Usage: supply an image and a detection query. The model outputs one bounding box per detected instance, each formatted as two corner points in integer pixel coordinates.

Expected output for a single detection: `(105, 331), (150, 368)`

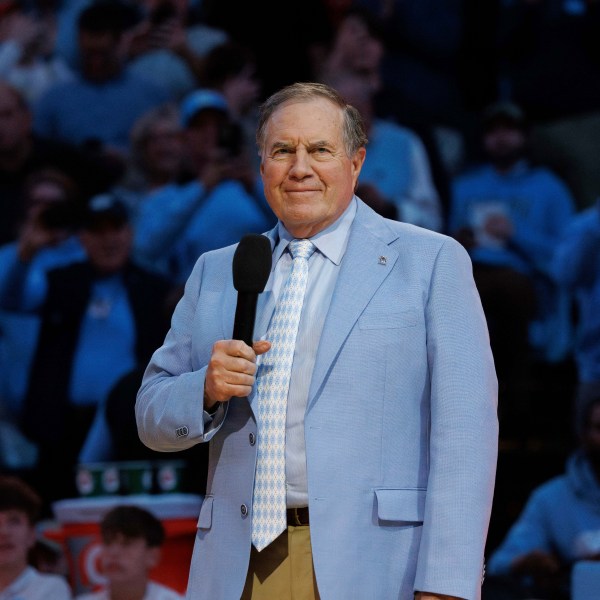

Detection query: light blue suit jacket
(136, 199), (498, 599)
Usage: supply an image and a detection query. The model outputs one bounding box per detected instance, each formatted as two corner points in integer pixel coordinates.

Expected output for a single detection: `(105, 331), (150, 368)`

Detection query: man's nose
(288, 150), (312, 179)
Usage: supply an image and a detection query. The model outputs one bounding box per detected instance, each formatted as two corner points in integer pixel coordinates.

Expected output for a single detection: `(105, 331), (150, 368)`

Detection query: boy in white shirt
(0, 475), (72, 599)
(76, 505), (183, 600)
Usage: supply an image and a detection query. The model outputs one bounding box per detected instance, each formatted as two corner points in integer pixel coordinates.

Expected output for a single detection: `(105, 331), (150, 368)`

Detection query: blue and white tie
(251, 238), (316, 551)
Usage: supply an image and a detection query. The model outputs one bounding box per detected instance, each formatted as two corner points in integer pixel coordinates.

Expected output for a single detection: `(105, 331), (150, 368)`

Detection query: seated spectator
(133, 88), (275, 284)
(126, 0), (229, 100)
(0, 475), (73, 599)
(485, 394), (600, 600)
(114, 102), (188, 221)
(0, 168), (85, 474)
(0, 194), (173, 510)
(75, 505), (183, 600)
(0, 0), (74, 104)
(327, 70), (443, 230)
(33, 0), (168, 157)
(552, 198), (600, 435)
(313, 6), (385, 95)
(0, 81), (103, 246)
(449, 101), (576, 436)
(197, 40), (262, 173)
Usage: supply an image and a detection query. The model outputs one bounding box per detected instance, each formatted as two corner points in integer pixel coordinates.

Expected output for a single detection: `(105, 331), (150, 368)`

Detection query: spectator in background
(0, 0), (74, 104)
(552, 198), (600, 435)
(0, 475), (73, 599)
(133, 89), (274, 285)
(0, 81), (100, 246)
(485, 394), (600, 600)
(495, 0), (600, 210)
(0, 194), (173, 511)
(0, 168), (85, 475)
(126, 0), (229, 100)
(75, 505), (183, 600)
(313, 5), (385, 95)
(198, 40), (262, 171)
(33, 0), (168, 157)
(449, 101), (576, 437)
(114, 102), (189, 221)
(327, 70), (443, 230)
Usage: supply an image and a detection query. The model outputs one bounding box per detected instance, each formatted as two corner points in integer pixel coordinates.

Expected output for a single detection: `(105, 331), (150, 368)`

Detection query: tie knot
(289, 239), (315, 261)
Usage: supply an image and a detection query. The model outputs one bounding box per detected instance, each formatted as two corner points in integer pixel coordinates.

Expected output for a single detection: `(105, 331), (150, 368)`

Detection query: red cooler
(46, 493), (202, 595)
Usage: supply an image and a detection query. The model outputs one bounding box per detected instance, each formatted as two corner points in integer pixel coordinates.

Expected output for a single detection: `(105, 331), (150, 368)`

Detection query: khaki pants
(241, 526), (320, 600)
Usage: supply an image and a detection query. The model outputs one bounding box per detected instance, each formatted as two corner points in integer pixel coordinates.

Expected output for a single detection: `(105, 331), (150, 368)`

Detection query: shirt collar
(274, 196), (357, 266)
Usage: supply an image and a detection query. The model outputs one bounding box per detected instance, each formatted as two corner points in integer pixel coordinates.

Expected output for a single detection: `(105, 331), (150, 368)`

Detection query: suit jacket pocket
(375, 488), (426, 523)
(197, 495), (213, 529)
(359, 308), (419, 330)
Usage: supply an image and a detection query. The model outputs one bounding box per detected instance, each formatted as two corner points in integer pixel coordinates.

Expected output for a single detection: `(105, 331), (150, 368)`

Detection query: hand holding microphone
(204, 234), (271, 410)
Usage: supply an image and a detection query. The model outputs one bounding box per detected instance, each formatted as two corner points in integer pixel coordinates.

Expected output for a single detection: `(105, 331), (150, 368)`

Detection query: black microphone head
(232, 234), (272, 293)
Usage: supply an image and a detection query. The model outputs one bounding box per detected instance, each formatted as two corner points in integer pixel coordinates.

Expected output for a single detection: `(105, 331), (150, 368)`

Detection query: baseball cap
(81, 193), (129, 230)
(482, 100), (527, 130)
(180, 89), (229, 127)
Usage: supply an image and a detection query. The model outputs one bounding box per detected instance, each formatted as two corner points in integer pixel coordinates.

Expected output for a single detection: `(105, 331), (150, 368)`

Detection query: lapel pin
(378, 256), (387, 265)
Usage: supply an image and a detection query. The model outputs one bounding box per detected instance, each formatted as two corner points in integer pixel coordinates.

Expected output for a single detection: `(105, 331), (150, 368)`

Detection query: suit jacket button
(249, 433), (256, 446)
(241, 504), (248, 517)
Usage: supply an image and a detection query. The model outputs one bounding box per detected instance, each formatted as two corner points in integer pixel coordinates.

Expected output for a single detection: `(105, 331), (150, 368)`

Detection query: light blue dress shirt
(258, 198), (357, 507)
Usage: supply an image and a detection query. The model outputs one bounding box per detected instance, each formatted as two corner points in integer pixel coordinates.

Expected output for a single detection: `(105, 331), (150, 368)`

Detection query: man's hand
(204, 339), (270, 410)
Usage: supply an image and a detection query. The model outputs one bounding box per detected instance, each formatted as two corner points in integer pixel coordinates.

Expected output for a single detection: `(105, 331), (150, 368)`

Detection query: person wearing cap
(448, 100), (576, 439)
(133, 88), (275, 285)
(0, 193), (174, 511)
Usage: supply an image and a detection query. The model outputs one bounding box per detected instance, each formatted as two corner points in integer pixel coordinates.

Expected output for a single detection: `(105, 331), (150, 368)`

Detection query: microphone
(232, 233), (272, 345)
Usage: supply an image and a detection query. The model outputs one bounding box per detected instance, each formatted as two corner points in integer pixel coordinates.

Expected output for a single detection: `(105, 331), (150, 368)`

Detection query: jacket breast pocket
(375, 488), (426, 524)
(359, 308), (419, 330)
(196, 495), (213, 530)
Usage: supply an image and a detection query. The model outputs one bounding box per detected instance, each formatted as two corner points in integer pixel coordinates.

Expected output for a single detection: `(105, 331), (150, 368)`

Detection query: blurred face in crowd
(222, 65), (261, 116)
(142, 119), (185, 182)
(260, 97), (365, 238)
(100, 533), (160, 587)
(0, 509), (35, 573)
(483, 121), (527, 169)
(80, 220), (132, 274)
(78, 30), (122, 82)
(0, 85), (31, 155)
(183, 109), (228, 169)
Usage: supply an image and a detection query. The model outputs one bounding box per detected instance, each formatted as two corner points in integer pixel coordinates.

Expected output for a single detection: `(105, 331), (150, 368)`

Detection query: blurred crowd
(0, 0), (600, 598)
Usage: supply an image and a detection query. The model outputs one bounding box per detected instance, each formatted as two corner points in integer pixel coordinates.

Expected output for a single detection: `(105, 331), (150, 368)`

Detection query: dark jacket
(23, 260), (172, 445)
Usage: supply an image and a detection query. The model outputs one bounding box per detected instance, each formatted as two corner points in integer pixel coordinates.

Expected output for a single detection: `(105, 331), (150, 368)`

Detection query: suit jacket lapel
(307, 203), (400, 409)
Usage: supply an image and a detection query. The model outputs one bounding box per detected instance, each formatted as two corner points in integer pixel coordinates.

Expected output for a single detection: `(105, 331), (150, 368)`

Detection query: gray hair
(256, 81), (368, 158)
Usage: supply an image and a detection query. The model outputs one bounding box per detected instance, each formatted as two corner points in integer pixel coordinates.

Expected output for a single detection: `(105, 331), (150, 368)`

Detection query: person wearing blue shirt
(0, 194), (173, 510)
(485, 395), (600, 600)
(0, 168), (85, 474)
(552, 199), (600, 435)
(133, 89), (275, 285)
(33, 0), (169, 156)
(449, 101), (576, 438)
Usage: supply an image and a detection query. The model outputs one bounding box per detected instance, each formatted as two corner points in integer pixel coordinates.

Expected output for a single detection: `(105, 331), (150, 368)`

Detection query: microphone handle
(232, 291), (259, 346)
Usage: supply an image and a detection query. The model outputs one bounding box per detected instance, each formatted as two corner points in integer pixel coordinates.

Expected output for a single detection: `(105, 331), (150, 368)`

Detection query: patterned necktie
(251, 238), (316, 551)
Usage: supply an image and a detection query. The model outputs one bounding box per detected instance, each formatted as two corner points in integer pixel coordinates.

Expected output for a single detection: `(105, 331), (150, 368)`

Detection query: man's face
(143, 120), (184, 178)
(100, 534), (160, 586)
(260, 97), (365, 238)
(80, 222), (132, 274)
(183, 109), (227, 169)
(483, 122), (526, 167)
(0, 510), (36, 570)
(0, 87), (31, 153)
(78, 30), (121, 81)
